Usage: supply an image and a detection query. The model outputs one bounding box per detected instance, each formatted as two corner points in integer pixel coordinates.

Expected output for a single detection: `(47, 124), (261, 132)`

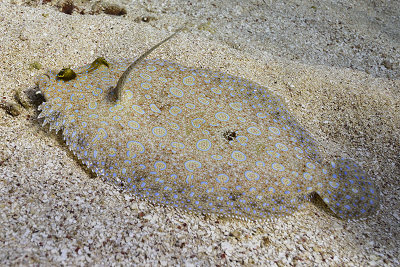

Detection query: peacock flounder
(36, 27), (380, 221)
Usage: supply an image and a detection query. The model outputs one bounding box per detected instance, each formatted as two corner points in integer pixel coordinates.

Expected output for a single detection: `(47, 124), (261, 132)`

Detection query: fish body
(37, 56), (380, 221)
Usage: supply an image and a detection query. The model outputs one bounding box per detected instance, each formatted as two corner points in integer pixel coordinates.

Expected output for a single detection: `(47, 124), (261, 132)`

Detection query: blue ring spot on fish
(237, 116), (246, 122)
(247, 126), (261, 136)
(185, 160), (202, 172)
(329, 181), (339, 188)
(216, 174), (229, 183)
(255, 161), (265, 167)
(196, 139), (212, 151)
(146, 65), (156, 71)
(92, 88), (103, 96)
(88, 102), (97, 109)
(211, 87), (221, 94)
(150, 103), (161, 113)
(198, 97), (209, 105)
(152, 127), (167, 137)
(268, 187), (275, 193)
(141, 82), (152, 89)
(268, 127), (280, 135)
(132, 105), (145, 114)
(170, 87), (184, 97)
(126, 140), (145, 159)
(303, 173), (313, 181)
(169, 106), (182, 116)
(257, 112), (267, 118)
(231, 151), (246, 161)
(211, 155), (223, 160)
(306, 162), (316, 169)
(154, 161), (167, 171)
(183, 76), (195, 86)
(272, 163), (285, 171)
(109, 148), (117, 157)
(191, 118), (205, 128)
(185, 103), (195, 109)
(215, 112), (229, 121)
(281, 177), (292, 186)
(171, 142), (185, 149)
(275, 143), (288, 151)
(139, 73), (152, 81)
(245, 171), (260, 181)
(92, 128), (108, 142)
(229, 102), (242, 111)
(127, 120), (140, 129)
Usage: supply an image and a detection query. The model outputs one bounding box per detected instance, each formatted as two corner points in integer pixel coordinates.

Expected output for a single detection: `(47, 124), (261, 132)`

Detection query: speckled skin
(37, 57), (380, 221)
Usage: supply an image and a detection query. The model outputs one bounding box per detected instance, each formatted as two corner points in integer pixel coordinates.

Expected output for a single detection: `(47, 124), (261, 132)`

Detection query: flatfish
(36, 27), (380, 221)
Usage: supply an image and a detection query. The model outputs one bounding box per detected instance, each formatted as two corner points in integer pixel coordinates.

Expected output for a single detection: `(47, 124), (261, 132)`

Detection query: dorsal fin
(115, 24), (188, 101)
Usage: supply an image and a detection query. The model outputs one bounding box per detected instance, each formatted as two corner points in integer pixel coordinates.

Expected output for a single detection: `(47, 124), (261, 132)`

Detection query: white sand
(0, 1), (399, 266)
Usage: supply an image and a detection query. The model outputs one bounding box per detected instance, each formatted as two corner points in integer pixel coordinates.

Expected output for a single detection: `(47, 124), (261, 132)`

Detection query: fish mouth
(21, 84), (46, 108)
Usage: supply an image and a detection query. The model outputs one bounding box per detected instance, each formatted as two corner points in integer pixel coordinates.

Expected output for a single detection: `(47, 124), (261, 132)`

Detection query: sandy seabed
(0, 1), (399, 266)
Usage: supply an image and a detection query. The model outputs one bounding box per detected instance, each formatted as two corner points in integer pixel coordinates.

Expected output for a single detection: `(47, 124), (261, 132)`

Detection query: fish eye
(57, 67), (76, 81)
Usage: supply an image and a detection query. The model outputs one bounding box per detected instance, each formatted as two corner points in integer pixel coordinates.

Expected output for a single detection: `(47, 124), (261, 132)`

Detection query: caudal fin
(310, 159), (380, 220)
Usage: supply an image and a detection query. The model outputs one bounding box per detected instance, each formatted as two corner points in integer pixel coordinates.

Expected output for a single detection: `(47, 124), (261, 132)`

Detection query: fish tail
(309, 158), (380, 220)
